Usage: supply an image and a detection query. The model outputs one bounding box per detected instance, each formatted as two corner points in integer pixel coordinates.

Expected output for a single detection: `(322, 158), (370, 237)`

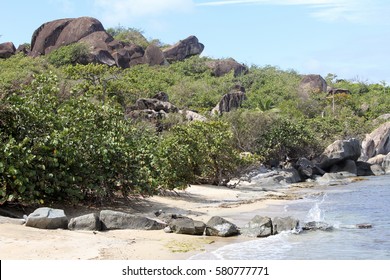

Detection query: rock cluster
(2, 17), (205, 69)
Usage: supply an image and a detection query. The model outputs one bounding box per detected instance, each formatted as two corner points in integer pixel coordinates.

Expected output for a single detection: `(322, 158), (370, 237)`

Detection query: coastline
(0, 180), (341, 260)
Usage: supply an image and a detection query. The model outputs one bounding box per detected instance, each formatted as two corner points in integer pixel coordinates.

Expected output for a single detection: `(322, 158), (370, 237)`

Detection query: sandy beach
(0, 182), (313, 260)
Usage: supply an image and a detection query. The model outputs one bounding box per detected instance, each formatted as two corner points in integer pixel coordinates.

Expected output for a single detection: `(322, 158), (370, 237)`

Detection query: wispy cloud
(93, 0), (194, 25)
(196, 0), (385, 24)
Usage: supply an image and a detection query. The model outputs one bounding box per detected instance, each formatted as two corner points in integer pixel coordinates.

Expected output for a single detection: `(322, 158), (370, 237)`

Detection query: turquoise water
(193, 175), (390, 260)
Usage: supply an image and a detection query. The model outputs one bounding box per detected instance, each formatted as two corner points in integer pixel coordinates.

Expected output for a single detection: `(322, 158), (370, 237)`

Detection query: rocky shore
(1, 121), (389, 259)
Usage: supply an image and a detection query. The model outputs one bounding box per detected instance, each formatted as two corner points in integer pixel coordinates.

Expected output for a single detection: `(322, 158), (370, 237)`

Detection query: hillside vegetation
(1, 31), (390, 205)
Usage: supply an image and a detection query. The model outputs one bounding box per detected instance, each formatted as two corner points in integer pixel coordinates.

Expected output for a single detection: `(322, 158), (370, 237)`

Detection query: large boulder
(206, 58), (248, 77)
(318, 138), (361, 170)
(272, 216), (299, 234)
(163, 35), (204, 62)
(30, 17), (106, 56)
(212, 85), (246, 115)
(100, 210), (166, 230)
(144, 44), (167, 66)
(361, 122), (390, 161)
(25, 207), (68, 229)
(241, 216), (273, 238)
(0, 42), (16, 58)
(205, 216), (239, 237)
(168, 217), (206, 235)
(68, 213), (101, 231)
(299, 74), (327, 99)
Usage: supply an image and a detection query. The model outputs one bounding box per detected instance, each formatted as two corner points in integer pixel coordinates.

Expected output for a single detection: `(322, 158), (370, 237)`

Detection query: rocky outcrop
(317, 138), (361, 171)
(24, 17), (203, 68)
(206, 58), (248, 77)
(100, 210), (166, 230)
(212, 85), (246, 115)
(241, 216), (273, 238)
(361, 122), (390, 161)
(205, 216), (239, 237)
(299, 74), (327, 99)
(25, 207), (68, 229)
(163, 36), (204, 62)
(68, 213), (101, 231)
(0, 42), (16, 58)
(272, 216), (299, 234)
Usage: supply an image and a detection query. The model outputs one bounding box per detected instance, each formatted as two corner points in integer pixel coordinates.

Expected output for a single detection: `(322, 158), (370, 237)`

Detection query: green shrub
(47, 43), (89, 67)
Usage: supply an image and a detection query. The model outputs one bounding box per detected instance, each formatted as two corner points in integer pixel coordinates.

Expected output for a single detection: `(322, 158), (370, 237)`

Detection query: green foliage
(47, 43), (89, 67)
(157, 121), (246, 187)
(106, 26), (156, 48)
(0, 53), (53, 99)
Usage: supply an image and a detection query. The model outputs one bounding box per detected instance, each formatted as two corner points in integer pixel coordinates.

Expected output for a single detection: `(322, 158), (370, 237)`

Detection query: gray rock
(356, 223), (372, 229)
(367, 153), (390, 174)
(272, 216), (299, 234)
(316, 172), (357, 185)
(205, 216), (239, 237)
(100, 210), (166, 231)
(302, 221), (333, 231)
(168, 217), (206, 235)
(68, 213), (101, 231)
(369, 164), (385, 176)
(179, 109), (207, 122)
(163, 35), (204, 62)
(26, 207), (68, 229)
(361, 122), (390, 161)
(212, 85), (246, 115)
(318, 138), (361, 170)
(241, 216), (273, 238)
(295, 157), (325, 179)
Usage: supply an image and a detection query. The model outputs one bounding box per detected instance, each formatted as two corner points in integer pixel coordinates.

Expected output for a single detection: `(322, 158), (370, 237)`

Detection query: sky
(1, 0), (390, 83)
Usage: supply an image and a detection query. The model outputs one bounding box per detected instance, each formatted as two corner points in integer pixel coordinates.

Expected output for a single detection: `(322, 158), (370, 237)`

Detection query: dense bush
(47, 43), (90, 67)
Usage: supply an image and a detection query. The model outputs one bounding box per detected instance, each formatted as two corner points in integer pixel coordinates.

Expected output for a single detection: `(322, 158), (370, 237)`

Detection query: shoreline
(0, 179), (350, 260)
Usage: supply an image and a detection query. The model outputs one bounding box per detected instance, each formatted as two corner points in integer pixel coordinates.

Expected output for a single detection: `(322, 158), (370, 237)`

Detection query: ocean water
(192, 175), (390, 260)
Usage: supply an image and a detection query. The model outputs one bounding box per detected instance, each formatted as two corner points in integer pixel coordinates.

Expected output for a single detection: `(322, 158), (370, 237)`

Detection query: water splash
(305, 194), (327, 222)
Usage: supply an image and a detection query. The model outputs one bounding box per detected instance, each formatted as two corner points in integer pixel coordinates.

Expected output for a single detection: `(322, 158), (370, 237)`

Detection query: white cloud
(93, 0), (194, 25)
(196, 0), (385, 24)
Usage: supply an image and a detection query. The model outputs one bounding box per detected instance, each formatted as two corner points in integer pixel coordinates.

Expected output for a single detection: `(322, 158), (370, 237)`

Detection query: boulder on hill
(28, 17), (204, 69)
(299, 74), (327, 99)
(0, 42), (16, 59)
(212, 85), (247, 115)
(206, 58), (248, 77)
(163, 35), (204, 62)
(30, 17), (106, 56)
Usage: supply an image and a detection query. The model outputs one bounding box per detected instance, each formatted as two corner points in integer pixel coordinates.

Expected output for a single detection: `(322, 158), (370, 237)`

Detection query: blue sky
(1, 0), (390, 83)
